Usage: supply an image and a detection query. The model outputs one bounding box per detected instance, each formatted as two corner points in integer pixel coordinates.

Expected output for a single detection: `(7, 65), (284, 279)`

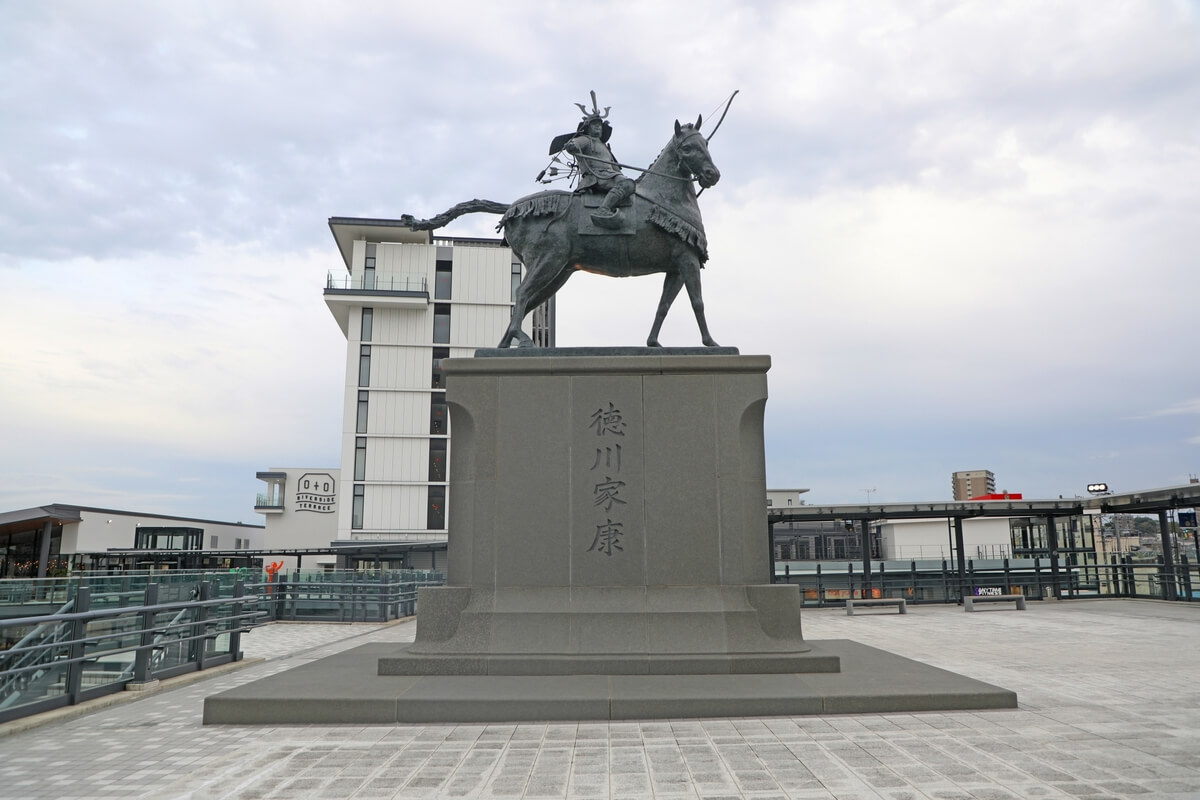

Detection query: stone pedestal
(379, 352), (837, 676)
(205, 350), (1019, 724)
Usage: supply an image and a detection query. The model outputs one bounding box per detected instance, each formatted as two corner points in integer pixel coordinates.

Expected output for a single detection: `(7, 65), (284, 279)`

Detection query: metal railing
(266, 570), (445, 622)
(325, 272), (428, 293)
(0, 571), (227, 612)
(775, 555), (1199, 607)
(0, 570), (446, 724)
(0, 580), (260, 724)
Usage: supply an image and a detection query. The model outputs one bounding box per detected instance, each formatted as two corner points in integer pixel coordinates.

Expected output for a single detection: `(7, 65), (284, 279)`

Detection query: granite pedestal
(381, 352), (832, 677)
(205, 350), (1017, 723)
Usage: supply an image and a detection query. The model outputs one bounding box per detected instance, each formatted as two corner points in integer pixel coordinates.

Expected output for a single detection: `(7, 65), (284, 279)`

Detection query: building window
(433, 304), (451, 344)
(511, 260), (522, 302)
(352, 485), (365, 530)
(364, 244), (376, 290)
(358, 345), (371, 387)
(431, 347), (449, 389)
(427, 486), (445, 530)
(356, 390), (369, 433)
(429, 439), (447, 482)
(434, 259), (452, 300)
(354, 437), (367, 481)
(361, 308), (373, 342)
(134, 527), (202, 551)
(210, 535), (218, 549)
(430, 392), (447, 435)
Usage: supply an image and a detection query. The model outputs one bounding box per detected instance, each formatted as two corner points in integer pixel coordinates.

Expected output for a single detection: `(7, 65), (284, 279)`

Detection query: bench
(964, 594), (1026, 611)
(846, 597), (906, 615)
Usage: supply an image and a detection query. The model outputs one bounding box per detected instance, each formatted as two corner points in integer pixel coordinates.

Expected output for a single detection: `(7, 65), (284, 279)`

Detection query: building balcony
(325, 271), (430, 336)
(255, 493), (284, 513)
(326, 272), (428, 294)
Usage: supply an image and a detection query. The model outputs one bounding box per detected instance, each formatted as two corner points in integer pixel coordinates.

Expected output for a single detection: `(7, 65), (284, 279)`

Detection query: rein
(573, 151), (694, 183)
(575, 128), (709, 184)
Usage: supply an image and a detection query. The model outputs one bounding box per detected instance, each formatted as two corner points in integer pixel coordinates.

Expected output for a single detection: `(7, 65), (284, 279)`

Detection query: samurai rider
(559, 91), (636, 228)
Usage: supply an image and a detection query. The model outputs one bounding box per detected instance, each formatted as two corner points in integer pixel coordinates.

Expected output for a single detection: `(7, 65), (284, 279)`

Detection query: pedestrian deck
(1, 599), (1197, 799)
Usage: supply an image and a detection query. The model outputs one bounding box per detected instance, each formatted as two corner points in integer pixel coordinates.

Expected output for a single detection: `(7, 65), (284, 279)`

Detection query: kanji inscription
(584, 401), (635, 557)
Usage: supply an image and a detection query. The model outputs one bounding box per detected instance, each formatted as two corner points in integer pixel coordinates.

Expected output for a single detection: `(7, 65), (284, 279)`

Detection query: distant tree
(1133, 517), (1160, 537)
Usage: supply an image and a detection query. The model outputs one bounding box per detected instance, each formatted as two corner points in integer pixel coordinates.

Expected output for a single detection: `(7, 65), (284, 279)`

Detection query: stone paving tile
(1, 601), (1200, 799)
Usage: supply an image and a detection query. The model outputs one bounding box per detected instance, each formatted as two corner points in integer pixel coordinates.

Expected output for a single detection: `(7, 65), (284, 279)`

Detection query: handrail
(0, 571), (446, 724)
(0, 609), (265, 682)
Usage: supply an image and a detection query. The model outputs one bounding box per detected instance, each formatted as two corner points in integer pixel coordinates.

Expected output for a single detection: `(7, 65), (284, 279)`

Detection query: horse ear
(696, 114), (703, 130)
(674, 119), (682, 136)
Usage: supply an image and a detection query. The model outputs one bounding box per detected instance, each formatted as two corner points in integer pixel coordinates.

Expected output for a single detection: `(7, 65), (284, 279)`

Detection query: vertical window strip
(361, 307), (373, 342)
(356, 390), (369, 433)
(354, 437), (367, 481)
(358, 345), (371, 387)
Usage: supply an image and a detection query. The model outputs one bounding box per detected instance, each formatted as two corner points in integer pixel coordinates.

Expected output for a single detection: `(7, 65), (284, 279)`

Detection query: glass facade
(134, 527), (203, 551)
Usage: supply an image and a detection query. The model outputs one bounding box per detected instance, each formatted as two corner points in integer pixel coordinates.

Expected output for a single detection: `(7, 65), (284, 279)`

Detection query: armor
(559, 93), (635, 228)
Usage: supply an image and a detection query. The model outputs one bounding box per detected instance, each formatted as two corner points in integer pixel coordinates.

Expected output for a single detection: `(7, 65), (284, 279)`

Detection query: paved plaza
(1, 599), (1197, 799)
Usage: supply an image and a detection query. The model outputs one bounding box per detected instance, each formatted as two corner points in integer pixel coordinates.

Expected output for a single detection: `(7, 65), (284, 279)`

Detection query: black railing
(775, 555), (1199, 607)
(0, 580), (260, 724)
(264, 570), (444, 622)
(0, 569), (446, 724)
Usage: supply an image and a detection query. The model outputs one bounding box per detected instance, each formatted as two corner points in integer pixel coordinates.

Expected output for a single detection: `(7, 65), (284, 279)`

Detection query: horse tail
(396, 199), (510, 231)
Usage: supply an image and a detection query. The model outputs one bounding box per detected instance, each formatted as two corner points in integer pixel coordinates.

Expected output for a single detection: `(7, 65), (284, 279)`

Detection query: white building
(255, 467), (341, 571)
(0, 504), (264, 577)
(766, 489), (809, 509)
(322, 217), (552, 547)
(875, 517), (1014, 561)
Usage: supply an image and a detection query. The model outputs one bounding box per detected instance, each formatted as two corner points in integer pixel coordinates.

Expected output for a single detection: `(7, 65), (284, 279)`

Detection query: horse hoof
(646, 339), (661, 348)
(703, 339), (720, 347)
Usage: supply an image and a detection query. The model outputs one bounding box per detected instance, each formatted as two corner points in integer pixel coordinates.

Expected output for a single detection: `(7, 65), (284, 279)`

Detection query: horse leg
(647, 271), (684, 347)
(500, 250), (571, 348)
(680, 262), (719, 347)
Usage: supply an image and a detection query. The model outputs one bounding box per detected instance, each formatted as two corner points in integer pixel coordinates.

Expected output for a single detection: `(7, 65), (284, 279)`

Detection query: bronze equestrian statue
(397, 92), (724, 349)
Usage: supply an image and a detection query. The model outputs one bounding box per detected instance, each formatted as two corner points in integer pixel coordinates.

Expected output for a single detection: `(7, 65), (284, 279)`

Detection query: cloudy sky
(2, 1), (1198, 523)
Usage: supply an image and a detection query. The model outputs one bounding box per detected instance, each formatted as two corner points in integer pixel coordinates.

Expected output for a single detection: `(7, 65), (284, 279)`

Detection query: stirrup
(590, 208), (622, 229)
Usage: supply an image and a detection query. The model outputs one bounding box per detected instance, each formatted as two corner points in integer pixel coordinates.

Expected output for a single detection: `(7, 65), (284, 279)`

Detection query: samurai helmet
(575, 90), (612, 141)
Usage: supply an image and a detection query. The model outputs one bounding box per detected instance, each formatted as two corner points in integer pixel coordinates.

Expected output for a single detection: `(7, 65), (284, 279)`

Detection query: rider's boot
(590, 188), (625, 229)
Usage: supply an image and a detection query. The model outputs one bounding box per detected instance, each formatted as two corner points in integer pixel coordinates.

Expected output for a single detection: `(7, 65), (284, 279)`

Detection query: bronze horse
(400, 117), (721, 348)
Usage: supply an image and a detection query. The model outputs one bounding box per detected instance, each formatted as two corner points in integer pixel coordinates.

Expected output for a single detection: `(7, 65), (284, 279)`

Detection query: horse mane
(640, 123), (698, 182)
(639, 123), (709, 262)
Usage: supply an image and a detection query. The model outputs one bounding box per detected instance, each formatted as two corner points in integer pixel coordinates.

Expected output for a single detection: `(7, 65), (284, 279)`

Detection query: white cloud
(1, 0), (1198, 511)
(1152, 399), (1200, 418)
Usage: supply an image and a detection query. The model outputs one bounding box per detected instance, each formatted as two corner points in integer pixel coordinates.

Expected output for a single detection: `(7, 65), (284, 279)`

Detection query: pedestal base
(204, 639), (1018, 724)
(379, 585), (839, 676)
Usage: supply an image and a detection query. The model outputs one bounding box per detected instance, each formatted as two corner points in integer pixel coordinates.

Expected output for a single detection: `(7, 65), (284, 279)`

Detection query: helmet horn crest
(575, 89), (610, 122)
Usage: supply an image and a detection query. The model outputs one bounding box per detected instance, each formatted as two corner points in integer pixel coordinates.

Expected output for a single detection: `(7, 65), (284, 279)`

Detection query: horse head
(673, 115), (721, 189)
